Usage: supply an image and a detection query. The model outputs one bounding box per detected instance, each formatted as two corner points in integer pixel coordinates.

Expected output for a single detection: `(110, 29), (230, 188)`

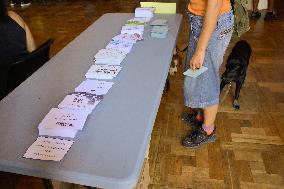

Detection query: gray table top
(0, 13), (182, 189)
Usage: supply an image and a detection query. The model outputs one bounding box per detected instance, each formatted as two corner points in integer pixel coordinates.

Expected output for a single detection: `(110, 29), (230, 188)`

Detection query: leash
(220, 82), (232, 104)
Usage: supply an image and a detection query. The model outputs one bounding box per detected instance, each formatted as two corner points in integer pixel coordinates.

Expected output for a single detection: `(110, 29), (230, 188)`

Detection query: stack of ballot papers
(150, 19), (168, 26)
(58, 92), (103, 114)
(38, 108), (89, 138)
(106, 40), (134, 54)
(94, 49), (126, 65)
(135, 7), (155, 18)
(125, 19), (145, 26)
(85, 65), (122, 80)
(121, 25), (144, 35)
(151, 25), (169, 38)
(75, 79), (114, 95)
(23, 136), (74, 161)
(112, 33), (143, 43)
(127, 17), (152, 23)
(150, 19), (169, 38)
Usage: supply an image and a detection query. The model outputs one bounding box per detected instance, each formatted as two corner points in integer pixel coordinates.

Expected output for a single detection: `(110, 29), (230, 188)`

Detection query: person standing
(182, 0), (234, 148)
(251, 0), (277, 20)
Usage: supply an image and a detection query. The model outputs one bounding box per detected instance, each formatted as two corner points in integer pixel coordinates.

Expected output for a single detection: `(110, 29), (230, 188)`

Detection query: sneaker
(264, 11), (277, 20)
(181, 113), (202, 128)
(182, 127), (217, 148)
(20, 1), (31, 7)
(250, 11), (261, 19)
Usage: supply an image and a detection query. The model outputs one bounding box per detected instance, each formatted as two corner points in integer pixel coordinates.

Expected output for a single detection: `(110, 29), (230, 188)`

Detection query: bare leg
(203, 104), (218, 129)
(253, 0), (260, 12)
(268, 0), (275, 12)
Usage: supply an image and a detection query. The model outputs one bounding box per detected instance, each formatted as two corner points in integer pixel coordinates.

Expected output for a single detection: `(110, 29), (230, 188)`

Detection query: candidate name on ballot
(112, 33), (143, 43)
(58, 92), (103, 114)
(75, 79), (114, 95)
(85, 65), (122, 80)
(38, 108), (90, 138)
(121, 25), (144, 35)
(23, 136), (74, 161)
(94, 48), (126, 65)
(106, 40), (134, 54)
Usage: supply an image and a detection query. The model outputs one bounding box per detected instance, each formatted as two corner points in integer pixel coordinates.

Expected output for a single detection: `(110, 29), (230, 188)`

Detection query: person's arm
(190, 0), (223, 70)
(8, 11), (36, 52)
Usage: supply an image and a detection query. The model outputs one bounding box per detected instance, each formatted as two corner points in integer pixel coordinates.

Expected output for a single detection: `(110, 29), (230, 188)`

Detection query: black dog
(220, 40), (252, 109)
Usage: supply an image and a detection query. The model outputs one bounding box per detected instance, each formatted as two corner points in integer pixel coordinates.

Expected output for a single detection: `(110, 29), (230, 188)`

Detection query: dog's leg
(233, 82), (242, 109)
(165, 78), (170, 92)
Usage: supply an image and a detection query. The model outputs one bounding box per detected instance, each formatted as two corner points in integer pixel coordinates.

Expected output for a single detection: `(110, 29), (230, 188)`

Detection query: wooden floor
(1, 0), (284, 188)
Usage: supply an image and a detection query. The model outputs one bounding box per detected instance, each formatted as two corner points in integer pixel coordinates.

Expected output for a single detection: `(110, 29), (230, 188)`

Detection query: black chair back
(0, 38), (54, 100)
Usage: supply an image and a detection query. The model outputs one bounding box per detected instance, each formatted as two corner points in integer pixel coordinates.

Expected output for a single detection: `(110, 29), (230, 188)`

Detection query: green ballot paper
(183, 66), (208, 78)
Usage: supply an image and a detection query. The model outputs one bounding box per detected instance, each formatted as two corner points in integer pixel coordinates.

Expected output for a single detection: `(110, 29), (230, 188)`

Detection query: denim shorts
(184, 10), (234, 108)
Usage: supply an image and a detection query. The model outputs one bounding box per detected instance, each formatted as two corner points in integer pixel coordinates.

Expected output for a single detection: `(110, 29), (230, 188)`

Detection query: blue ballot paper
(183, 66), (208, 78)
(150, 19), (168, 26)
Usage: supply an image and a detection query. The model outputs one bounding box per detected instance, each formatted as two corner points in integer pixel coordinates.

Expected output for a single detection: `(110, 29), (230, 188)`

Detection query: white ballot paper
(58, 92), (103, 113)
(127, 17), (151, 23)
(75, 79), (114, 95)
(94, 49), (126, 65)
(121, 25), (144, 35)
(106, 40), (134, 54)
(85, 65), (122, 80)
(135, 7), (155, 18)
(112, 33), (143, 43)
(23, 136), (74, 161)
(38, 108), (89, 138)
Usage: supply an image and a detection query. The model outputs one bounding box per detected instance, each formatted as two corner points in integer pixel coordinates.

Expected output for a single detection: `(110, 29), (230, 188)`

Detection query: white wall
(246, 0), (268, 10)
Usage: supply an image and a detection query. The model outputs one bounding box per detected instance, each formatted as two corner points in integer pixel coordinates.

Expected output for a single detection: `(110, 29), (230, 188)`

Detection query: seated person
(0, 0), (36, 65)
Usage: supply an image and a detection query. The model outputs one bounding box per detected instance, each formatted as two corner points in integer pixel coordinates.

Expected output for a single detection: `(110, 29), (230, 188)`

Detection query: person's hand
(190, 49), (206, 70)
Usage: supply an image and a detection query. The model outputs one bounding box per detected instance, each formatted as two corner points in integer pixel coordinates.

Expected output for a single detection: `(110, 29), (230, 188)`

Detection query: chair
(0, 38), (54, 100)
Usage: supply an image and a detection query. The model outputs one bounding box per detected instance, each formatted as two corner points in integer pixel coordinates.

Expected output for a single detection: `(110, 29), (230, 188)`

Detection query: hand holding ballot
(183, 66), (208, 78)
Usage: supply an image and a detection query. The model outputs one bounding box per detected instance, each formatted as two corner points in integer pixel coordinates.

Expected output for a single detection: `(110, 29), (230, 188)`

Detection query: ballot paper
(151, 25), (169, 38)
(135, 7), (155, 18)
(38, 108), (89, 138)
(85, 65), (122, 80)
(152, 25), (169, 33)
(94, 49), (126, 65)
(127, 17), (152, 23)
(23, 136), (74, 161)
(58, 92), (103, 113)
(183, 66), (208, 78)
(121, 25), (144, 35)
(112, 33), (143, 43)
(106, 40), (134, 54)
(125, 19), (145, 26)
(75, 79), (114, 95)
(150, 19), (168, 26)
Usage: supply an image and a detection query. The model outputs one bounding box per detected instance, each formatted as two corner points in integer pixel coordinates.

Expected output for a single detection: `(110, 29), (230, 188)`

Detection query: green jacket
(231, 0), (250, 37)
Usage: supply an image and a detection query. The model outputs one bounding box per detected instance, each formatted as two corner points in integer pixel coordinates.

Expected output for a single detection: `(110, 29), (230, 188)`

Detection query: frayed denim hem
(185, 98), (219, 109)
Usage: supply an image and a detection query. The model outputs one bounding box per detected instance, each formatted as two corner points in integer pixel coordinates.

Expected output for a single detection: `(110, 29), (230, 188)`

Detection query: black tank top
(0, 15), (28, 65)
